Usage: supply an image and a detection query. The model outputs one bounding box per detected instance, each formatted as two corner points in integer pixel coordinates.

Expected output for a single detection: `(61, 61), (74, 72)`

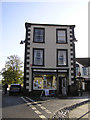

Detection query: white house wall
(24, 23), (76, 92)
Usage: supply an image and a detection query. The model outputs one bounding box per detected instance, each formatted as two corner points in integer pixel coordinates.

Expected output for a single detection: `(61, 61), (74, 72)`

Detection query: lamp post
(78, 72), (82, 96)
(20, 40), (27, 93)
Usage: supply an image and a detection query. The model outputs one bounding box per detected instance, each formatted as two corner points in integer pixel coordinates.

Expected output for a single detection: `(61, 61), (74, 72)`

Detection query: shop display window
(33, 74), (56, 90)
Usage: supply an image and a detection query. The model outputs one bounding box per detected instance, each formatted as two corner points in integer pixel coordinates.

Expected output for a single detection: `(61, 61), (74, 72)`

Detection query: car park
(9, 84), (21, 95)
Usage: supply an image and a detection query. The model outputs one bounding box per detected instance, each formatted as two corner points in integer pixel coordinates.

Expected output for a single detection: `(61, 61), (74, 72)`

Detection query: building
(76, 58), (90, 91)
(22, 22), (77, 96)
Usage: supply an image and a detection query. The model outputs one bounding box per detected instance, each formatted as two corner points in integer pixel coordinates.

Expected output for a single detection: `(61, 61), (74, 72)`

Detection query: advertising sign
(45, 89), (49, 96)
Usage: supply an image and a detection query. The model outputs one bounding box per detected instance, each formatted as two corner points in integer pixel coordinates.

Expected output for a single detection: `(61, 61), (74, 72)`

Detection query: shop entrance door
(58, 77), (67, 95)
(58, 77), (62, 95)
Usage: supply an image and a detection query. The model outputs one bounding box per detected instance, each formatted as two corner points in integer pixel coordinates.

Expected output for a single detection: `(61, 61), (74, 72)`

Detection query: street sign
(78, 72), (81, 77)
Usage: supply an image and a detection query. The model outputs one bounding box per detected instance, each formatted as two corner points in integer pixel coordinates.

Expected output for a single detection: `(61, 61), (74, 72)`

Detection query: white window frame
(33, 49), (44, 66)
(57, 50), (67, 66)
(34, 28), (45, 43)
(56, 29), (67, 43)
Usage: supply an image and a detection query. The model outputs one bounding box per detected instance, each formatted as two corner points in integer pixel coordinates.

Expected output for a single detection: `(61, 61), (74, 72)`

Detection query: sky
(0, 0), (89, 72)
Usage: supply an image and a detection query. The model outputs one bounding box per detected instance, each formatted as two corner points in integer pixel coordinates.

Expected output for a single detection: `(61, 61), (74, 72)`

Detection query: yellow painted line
(33, 102), (38, 104)
(35, 110), (42, 114)
(39, 115), (46, 119)
(27, 102), (31, 105)
(31, 106), (37, 110)
(40, 106), (46, 110)
(45, 109), (52, 114)
(37, 104), (42, 106)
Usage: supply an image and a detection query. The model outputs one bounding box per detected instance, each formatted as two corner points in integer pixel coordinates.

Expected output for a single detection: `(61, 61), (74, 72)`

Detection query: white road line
(25, 96), (34, 102)
(21, 97), (28, 103)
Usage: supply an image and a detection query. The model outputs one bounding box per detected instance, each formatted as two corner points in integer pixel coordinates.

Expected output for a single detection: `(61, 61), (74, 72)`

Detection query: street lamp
(20, 40), (26, 44)
(73, 37), (78, 42)
(20, 39), (27, 94)
(78, 72), (82, 96)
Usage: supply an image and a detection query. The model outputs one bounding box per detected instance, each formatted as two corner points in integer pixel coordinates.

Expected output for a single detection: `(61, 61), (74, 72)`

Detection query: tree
(1, 55), (24, 85)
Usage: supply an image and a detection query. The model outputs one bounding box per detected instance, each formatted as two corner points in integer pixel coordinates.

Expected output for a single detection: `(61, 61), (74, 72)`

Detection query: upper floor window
(57, 49), (68, 66)
(33, 28), (45, 43)
(56, 29), (67, 44)
(33, 48), (44, 66)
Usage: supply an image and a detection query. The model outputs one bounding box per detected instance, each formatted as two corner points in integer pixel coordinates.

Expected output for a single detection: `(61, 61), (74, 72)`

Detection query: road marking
(25, 96), (34, 102)
(21, 97), (28, 103)
(45, 109), (52, 114)
(40, 106), (46, 110)
(35, 110), (42, 114)
(21, 96), (46, 119)
(39, 115), (46, 119)
(27, 102), (32, 105)
(34, 102), (38, 104)
(21, 96), (52, 119)
(31, 106), (37, 110)
(37, 104), (42, 106)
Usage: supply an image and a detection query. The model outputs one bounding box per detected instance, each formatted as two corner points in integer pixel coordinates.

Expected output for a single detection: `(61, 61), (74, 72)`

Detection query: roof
(76, 58), (90, 67)
(25, 22), (75, 28)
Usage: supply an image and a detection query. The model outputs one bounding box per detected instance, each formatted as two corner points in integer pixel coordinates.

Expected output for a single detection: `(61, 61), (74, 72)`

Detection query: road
(2, 91), (90, 119)
(2, 94), (41, 119)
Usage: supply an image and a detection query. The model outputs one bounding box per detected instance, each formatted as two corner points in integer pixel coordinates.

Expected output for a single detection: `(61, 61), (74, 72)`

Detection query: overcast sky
(0, 0), (89, 72)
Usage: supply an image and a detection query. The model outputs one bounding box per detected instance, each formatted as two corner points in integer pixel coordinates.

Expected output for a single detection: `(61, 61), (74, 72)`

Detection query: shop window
(33, 74), (56, 90)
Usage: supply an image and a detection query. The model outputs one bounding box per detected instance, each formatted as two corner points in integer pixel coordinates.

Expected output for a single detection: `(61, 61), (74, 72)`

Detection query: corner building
(24, 22), (76, 96)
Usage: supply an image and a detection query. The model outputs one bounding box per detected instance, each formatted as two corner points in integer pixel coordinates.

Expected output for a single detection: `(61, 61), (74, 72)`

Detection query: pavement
(69, 102), (90, 119)
(51, 92), (90, 119)
(25, 91), (90, 119)
(2, 89), (90, 119)
(68, 92), (90, 119)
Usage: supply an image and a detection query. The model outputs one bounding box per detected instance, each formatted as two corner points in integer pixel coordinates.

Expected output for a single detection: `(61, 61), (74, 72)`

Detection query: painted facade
(76, 58), (90, 91)
(23, 22), (77, 96)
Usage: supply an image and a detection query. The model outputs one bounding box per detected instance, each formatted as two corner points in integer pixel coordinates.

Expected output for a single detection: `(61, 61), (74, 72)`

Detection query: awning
(76, 58), (90, 67)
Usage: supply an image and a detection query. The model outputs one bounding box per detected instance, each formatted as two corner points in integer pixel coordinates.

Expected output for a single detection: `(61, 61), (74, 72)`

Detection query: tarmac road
(2, 94), (40, 119)
(2, 91), (90, 120)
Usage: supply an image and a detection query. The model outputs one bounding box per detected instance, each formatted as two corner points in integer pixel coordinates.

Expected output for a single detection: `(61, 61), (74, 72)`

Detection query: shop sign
(58, 70), (67, 72)
(33, 69), (56, 72)
(45, 89), (49, 96)
(78, 72), (81, 77)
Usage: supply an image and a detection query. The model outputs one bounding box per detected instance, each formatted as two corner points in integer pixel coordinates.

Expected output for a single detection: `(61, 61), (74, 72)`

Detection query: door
(58, 77), (62, 94)
(62, 77), (67, 95)
(58, 77), (67, 95)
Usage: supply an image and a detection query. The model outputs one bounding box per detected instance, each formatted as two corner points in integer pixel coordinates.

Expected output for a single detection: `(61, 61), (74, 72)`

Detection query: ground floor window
(33, 74), (56, 90)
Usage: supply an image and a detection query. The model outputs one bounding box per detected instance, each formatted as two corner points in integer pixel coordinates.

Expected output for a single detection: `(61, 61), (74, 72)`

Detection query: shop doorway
(58, 77), (67, 95)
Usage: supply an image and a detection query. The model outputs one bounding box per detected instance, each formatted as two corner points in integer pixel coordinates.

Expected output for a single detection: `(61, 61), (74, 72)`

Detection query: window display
(33, 74), (56, 90)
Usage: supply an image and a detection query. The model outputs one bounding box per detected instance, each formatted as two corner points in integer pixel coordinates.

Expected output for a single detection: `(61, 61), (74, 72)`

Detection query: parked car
(9, 84), (21, 95)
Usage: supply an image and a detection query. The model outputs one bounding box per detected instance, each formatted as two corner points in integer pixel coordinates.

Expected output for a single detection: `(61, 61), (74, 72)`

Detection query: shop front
(32, 68), (69, 96)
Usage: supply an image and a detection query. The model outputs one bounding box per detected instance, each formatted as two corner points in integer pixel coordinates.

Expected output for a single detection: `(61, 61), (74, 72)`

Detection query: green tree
(1, 55), (23, 85)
